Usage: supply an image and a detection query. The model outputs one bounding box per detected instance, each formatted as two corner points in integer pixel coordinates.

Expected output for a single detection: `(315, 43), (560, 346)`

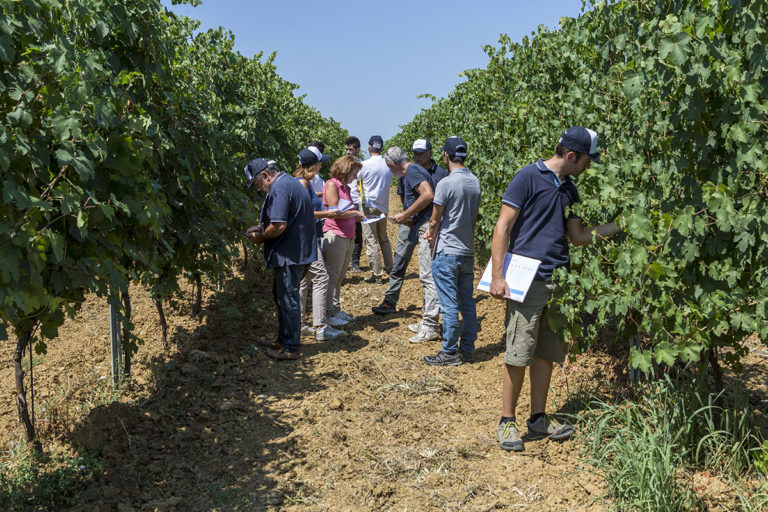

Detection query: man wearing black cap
(490, 127), (619, 451)
(423, 137), (481, 366)
(358, 135), (393, 284)
(245, 157), (317, 360)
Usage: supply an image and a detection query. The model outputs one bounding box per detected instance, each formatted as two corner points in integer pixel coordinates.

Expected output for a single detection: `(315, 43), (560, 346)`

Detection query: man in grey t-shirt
(424, 136), (481, 366)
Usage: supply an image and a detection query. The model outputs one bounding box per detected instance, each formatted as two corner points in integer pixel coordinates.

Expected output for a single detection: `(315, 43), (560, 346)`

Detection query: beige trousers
(321, 230), (354, 315)
(361, 205), (393, 277)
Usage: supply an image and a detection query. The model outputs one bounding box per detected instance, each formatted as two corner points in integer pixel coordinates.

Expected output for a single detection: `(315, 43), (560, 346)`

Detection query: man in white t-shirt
(358, 135), (393, 283)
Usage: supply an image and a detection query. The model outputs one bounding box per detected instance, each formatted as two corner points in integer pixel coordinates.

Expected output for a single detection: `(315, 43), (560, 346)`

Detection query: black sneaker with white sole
(423, 350), (462, 366)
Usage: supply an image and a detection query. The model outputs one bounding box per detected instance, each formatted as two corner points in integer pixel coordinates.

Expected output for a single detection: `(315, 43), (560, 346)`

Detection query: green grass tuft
(579, 375), (764, 511)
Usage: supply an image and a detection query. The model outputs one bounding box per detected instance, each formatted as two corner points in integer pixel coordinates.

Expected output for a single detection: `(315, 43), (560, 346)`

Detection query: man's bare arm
(490, 204), (520, 299)
(426, 204), (445, 246)
(566, 218), (619, 246)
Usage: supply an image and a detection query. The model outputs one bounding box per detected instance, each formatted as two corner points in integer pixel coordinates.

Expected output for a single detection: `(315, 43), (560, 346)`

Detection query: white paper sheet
(339, 199), (354, 212)
(477, 253), (541, 302)
(361, 213), (386, 224)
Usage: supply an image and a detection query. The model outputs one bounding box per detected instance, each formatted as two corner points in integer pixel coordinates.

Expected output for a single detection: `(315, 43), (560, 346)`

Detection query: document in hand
(477, 253), (541, 302)
(362, 213), (386, 224)
(333, 199), (354, 213)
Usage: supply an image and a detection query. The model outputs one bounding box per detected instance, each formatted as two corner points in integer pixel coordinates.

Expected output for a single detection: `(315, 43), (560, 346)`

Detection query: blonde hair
(293, 163), (316, 179)
(330, 155), (362, 183)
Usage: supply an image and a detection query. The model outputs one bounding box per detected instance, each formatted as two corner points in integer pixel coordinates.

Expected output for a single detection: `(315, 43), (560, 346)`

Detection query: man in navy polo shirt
(490, 127), (619, 451)
(245, 158), (317, 360)
(372, 145), (440, 344)
(396, 139), (449, 218)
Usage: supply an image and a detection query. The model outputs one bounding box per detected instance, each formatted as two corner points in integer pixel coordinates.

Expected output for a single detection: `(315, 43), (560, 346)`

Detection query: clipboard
(477, 253), (541, 302)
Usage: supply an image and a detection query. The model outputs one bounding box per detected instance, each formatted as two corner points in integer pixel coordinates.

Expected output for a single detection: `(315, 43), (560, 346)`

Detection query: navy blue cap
(412, 139), (432, 153)
(441, 136), (467, 158)
(298, 146), (330, 166)
(558, 126), (602, 163)
(368, 135), (384, 150)
(244, 158), (269, 189)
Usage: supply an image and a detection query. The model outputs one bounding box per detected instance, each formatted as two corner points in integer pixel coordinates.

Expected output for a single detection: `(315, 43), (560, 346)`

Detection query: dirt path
(0, 191), (641, 511)
(3, 190), (767, 511)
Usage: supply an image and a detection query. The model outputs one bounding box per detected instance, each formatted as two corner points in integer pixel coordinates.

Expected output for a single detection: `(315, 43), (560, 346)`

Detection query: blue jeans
(432, 252), (477, 353)
(272, 264), (308, 352)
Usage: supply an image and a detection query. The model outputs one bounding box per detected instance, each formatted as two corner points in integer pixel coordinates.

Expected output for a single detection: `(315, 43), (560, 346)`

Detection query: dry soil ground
(2, 192), (766, 511)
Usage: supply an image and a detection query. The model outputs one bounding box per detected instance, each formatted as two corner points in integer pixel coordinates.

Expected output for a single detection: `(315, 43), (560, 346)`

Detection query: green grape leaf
(659, 32), (691, 65)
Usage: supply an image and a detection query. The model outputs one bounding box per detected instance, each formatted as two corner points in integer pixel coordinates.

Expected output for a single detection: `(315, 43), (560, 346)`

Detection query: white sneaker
(326, 313), (349, 327)
(337, 311), (355, 322)
(408, 321), (422, 333)
(316, 325), (346, 340)
(300, 325), (315, 336)
(409, 326), (440, 343)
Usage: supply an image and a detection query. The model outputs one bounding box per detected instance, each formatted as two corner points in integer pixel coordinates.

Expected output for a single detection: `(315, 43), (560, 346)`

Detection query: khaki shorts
(504, 281), (566, 366)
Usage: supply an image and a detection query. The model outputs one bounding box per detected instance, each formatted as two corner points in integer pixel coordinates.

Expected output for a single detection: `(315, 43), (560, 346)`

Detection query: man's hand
(246, 224), (263, 243)
(489, 277), (510, 300)
(424, 228), (436, 247)
(616, 215), (627, 232)
(391, 212), (412, 225)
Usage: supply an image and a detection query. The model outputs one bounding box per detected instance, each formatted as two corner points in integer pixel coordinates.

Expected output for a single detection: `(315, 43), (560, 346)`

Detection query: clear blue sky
(162, 0), (586, 145)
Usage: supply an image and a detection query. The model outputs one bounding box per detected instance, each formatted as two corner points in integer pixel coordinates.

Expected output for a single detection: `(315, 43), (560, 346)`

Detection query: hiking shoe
(337, 311), (355, 322)
(300, 325), (315, 336)
(423, 350), (462, 366)
(459, 349), (475, 363)
(364, 275), (383, 285)
(526, 415), (574, 441)
(257, 338), (281, 350)
(498, 419), (524, 452)
(407, 321), (422, 333)
(265, 347), (300, 360)
(349, 263), (361, 273)
(326, 313), (349, 327)
(372, 301), (397, 315)
(316, 325), (346, 341)
(409, 326), (440, 343)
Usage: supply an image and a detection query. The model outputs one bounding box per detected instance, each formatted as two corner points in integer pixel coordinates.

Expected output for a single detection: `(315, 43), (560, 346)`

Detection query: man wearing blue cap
(490, 127), (619, 451)
(245, 157), (317, 360)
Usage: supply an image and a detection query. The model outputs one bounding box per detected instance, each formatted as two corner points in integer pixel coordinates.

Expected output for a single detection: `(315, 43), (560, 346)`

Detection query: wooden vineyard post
(109, 288), (124, 385)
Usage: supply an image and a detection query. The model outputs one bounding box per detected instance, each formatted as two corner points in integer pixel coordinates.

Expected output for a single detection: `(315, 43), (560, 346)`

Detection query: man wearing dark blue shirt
(245, 158), (317, 360)
(372, 145), (440, 344)
(396, 139), (449, 208)
(490, 127), (619, 451)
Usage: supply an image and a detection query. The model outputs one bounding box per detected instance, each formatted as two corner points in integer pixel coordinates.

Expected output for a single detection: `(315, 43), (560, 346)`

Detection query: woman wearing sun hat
(293, 145), (347, 341)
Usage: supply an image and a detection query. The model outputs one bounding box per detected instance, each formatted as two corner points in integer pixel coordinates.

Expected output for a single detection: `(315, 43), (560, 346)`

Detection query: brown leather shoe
(256, 338), (281, 350)
(265, 347), (300, 360)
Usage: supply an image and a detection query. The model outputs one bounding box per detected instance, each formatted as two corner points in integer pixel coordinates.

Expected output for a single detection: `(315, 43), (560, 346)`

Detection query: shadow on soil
(64, 260), (363, 511)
